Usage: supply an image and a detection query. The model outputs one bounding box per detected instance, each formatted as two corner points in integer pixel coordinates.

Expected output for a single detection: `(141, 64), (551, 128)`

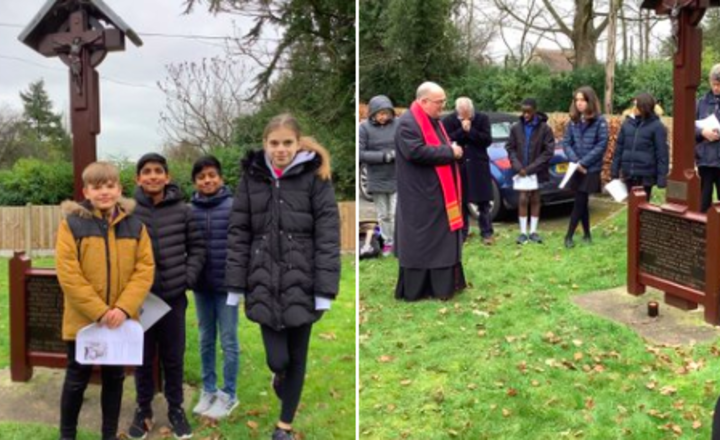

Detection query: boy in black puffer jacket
(128, 153), (205, 440)
(226, 113), (341, 440)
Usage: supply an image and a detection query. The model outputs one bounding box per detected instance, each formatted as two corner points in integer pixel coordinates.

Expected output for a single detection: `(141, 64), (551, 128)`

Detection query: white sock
(530, 217), (539, 234)
(519, 216), (528, 235)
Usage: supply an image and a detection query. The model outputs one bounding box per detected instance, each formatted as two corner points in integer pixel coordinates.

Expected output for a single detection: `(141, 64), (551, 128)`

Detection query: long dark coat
(225, 148), (341, 331)
(395, 110), (463, 269)
(695, 91), (720, 168)
(442, 111), (493, 203)
(190, 185), (233, 293)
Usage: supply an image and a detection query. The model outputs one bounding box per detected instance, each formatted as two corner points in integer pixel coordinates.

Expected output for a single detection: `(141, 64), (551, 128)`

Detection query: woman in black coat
(611, 92), (669, 201)
(225, 114), (341, 440)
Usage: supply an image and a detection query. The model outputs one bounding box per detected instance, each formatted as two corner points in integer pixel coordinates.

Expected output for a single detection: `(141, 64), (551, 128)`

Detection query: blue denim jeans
(193, 291), (240, 397)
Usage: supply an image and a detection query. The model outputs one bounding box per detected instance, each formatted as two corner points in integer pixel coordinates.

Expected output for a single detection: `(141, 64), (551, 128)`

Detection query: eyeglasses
(428, 98), (447, 105)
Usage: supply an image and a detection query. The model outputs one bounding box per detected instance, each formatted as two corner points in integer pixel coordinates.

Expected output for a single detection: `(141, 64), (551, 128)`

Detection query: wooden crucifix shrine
(9, 0), (143, 383)
(18, 0), (142, 200)
(628, 0), (720, 324)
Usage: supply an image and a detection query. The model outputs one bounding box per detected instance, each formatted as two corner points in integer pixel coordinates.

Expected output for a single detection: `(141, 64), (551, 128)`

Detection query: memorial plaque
(638, 210), (706, 290)
(26, 275), (65, 353)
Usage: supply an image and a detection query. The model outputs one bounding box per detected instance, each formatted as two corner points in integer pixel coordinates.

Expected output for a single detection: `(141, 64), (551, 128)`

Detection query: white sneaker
(360, 244), (374, 256)
(204, 390), (239, 420)
(192, 390), (217, 416)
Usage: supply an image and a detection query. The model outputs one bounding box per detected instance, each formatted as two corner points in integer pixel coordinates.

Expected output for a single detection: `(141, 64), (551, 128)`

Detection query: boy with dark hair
(505, 98), (555, 244)
(128, 153), (205, 440)
(188, 155), (239, 419)
(56, 161), (154, 440)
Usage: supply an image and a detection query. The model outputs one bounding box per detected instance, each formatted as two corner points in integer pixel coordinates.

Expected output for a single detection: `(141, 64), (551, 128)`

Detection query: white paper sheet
(76, 320), (144, 365)
(139, 292), (171, 331)
(559, 162), (580, 189)
(226, 292), (242, 306)
(695, 114), (720, 131)
(605, 179), (629, 202)
(512, 174), (539, 191)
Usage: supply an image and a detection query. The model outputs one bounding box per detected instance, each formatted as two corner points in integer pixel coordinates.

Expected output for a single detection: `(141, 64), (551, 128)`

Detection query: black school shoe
(127, 407), (153, 439)
(516, 233), (529, 245)
(168, 407), (193, 439)
(582, 233), (592, 244)
(529, 233), (543, 244)
(564, 236), (575, 249)
(272, 427), (295, 440)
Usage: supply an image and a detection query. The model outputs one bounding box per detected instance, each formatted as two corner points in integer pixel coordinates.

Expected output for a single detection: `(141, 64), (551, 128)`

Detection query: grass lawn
(360, 198), (720, 439)
(0, 257), (356, 440)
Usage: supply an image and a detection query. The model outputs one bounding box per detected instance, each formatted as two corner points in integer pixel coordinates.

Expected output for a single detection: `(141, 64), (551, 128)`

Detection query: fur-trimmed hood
(60, 197), (137, 219)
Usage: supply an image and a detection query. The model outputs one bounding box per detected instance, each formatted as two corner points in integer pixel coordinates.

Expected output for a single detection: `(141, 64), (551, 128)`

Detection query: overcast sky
(0, 0), (250, 160)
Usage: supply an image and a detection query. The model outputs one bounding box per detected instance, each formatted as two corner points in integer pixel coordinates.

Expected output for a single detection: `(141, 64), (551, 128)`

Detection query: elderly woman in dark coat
(442, 97), (494, 244)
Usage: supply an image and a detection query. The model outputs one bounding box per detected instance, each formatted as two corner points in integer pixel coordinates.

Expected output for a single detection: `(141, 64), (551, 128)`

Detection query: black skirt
(569, 171), (602, 194)
(395, 263), (466, 301)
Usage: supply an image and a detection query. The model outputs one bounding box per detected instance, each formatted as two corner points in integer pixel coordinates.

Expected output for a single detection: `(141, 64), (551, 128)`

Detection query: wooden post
(24, 203), (32, 257)
(10, 252), (32, 381)
(627, 188), (646, 295)
(705, 203), (720, 324)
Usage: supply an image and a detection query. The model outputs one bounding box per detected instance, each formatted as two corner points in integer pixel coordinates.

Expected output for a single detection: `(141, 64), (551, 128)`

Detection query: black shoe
(168, 407), (193, 439)
(516, 233), (529, 245)
(127, 407), (153, 440)
(564, 236), (575, 249)
(529, 233), (543, 244)
(272, 428), (295, 440)
(272, 373), (286, 400)
(582, 234), (592, 244)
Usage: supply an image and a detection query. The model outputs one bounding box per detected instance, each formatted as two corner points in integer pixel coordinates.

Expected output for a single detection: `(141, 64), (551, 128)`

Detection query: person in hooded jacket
(359, 95), (398, 256)
(188, 155), (240, 420)
(225, 113), (341, 440)
(505, 98), (555, 244)
(611, 92), (669, 201)
(128, 153), (206, 440)
(695, 64), (720, 212)
(562, 86), (609, 249)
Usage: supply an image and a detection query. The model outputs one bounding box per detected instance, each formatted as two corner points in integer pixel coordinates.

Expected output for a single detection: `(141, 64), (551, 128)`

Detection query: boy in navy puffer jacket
(189, 155), (239, 420)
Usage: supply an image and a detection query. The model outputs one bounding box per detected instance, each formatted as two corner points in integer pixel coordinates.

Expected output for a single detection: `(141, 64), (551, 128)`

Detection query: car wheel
(467, 180), (506, 222)
(360, 164), (373, 201)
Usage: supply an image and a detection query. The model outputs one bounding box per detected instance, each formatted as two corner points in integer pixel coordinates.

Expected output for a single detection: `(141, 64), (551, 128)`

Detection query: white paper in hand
(695, 114), (720, 131)
(513, 174), (539, 191)
(559, 162), (579, 189)
(605, 179), (629, 202)
(139, 293), (171, 331)
(76, 320), (144, 365)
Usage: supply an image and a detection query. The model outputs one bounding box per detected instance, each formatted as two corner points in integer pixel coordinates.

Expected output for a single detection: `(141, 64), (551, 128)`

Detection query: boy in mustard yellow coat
(55, 162), (154, 440)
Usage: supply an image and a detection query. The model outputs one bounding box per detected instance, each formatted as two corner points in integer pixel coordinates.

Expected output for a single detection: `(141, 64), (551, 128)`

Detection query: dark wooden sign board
(629, 0), (720, 324)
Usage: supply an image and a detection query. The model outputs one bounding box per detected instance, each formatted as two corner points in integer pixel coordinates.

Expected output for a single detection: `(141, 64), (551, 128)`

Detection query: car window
(491, 122), (512, 139)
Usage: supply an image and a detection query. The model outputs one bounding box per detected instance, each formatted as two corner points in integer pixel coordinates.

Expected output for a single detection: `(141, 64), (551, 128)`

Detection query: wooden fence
(0, 202), (356, 256)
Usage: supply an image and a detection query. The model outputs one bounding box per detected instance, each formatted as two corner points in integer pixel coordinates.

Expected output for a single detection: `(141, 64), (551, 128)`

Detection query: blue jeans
(193, 291), (240, 397)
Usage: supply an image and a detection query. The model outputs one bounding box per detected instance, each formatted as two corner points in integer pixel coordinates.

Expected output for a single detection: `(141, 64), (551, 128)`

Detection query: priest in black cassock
(394, 82), (467, 301)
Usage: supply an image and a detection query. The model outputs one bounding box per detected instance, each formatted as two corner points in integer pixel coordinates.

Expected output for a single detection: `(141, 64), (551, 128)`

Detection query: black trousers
(462, 200), (494, 239)
(134, 294), (187, 412)
(60, 342), (125, 439)
(624, 178), (653, 201)
(260, 324), (313, 424)
(567, 191), (591, 238)
(699, 166), (720, 213)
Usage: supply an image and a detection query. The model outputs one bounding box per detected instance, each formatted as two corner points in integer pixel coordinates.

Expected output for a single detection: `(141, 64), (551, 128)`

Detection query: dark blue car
(467, 112), (574, 220)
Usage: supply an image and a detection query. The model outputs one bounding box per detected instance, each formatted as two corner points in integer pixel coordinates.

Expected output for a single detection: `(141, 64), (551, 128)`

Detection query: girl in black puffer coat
(225, 113), (340, 440)
(611, 92), (669, 202)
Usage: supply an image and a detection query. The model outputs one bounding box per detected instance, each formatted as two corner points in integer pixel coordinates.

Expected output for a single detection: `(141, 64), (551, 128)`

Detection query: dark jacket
(133, 183), (206, 302)
(442, 111), (493, 203)
(611, 114), (669, 187)
(695, 91), (720, 168)
(395, 110), (462, 269)
(359, 95), (398, 194)
(191, 185), (233, 293)
(562, 115), (609, 174)
(225, 141), (341, 330)
(505, 113), (555, 183)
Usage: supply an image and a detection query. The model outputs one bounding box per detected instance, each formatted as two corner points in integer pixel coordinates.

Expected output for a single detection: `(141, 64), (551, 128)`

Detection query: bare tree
(605, 0), (620, 114)
(157, 56), (254, 153)
(0, 107), (24, 167)
(455, 0), (498, 65)
(490, 0), (623, 68)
